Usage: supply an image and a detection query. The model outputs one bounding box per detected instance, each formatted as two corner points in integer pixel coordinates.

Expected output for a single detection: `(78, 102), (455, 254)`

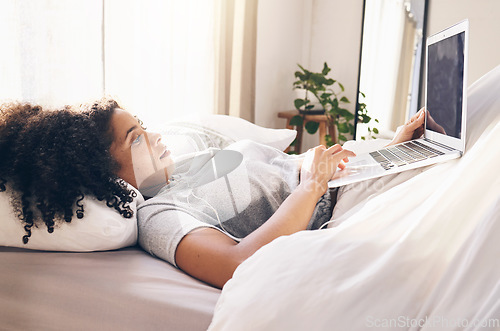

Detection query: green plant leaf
(338, 82), (345, 91)
(340, 96), (350, 103)
(325, 134), (333, 147)
(361, 136), (366, 140)
(348, 123), (355, 135)
(337, 122), (349, 133)
(294, 99), (306, 110)
(373, 128), (379, 134)
(322, 62), (331, 75)
(338, 134), (347, 142)
(360, 114), (371, 123)
(338, 108), (354, 120)
(305, 104), (315, 110)
(289, 115), (303, 126)
(311, 73), (328, 86)
(305, 121), (319, 134)
(375, 118), (379, 123)
(332, 98), (339, 108)
(360, 91), (366, 98)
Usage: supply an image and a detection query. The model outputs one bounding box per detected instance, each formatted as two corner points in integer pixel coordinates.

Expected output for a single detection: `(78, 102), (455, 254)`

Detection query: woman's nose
(147, 131), (162, 146)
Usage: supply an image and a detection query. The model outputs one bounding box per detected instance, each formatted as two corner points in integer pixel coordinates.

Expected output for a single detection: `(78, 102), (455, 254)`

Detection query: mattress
(0, 246), (220, 330)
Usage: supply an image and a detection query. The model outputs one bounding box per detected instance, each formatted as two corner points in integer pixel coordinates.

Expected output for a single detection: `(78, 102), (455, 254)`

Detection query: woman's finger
(415, 110), (426, 126)
(331, 149), (356, 164)
(412, 107), (425, 120)
(326, 144), (342, 154)
(407, 110), (425, 128)
(409, 108), (424, 122)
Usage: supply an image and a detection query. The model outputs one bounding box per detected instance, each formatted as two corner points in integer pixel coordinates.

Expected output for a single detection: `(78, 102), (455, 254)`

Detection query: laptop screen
(426, 31), (465, 139)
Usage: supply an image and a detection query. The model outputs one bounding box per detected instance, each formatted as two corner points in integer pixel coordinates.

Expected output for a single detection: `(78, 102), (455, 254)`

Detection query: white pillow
(153, 114), (297, 156)
(0, 184), (144, 252)
(198, 115), (297, 151)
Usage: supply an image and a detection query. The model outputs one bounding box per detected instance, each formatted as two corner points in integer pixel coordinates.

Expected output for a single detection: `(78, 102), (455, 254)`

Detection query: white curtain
(358, 0), (406, 137)
(391, 14), (417, 131)
(214, 0), (258, 122)
(0, 0), (217, 128)
(0, 0), (259, 127)
(104, 0), (216, 128)
(0, 0), (103, 108)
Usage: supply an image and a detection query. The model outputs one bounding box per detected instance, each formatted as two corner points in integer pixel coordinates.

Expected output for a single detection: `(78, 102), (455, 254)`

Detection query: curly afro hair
(0, 98), (136, 244)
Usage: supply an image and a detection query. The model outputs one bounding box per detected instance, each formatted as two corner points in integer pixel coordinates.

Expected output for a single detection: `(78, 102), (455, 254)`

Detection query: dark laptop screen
(426, 31), (465, 139)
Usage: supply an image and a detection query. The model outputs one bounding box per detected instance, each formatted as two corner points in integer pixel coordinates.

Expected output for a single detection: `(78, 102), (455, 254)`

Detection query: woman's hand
(300, 144), (356, 197)
(387, 107), (426, 146)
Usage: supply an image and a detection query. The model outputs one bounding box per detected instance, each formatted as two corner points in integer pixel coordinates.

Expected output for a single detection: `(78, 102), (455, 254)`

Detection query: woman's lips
(159, 149), (171, 159)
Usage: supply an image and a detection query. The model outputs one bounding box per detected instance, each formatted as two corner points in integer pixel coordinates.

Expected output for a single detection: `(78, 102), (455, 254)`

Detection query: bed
(1, 64), (500, 331)
(0, 246), (219, 330)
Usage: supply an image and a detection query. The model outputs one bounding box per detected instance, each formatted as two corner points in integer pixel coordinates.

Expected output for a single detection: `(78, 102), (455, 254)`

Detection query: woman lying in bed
(0, 98), (425, 288)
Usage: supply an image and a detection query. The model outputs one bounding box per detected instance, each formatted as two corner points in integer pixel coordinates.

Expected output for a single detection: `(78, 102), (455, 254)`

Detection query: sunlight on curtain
(358, 0), (406, 137)
(391, 15), (417, 131)
(104, 0), (215, 129)
(0, 0), (103, 108)
(214, 0), (258, 122)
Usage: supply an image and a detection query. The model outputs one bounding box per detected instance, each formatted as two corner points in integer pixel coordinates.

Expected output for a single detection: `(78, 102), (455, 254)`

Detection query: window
(0, 0), (216, 127)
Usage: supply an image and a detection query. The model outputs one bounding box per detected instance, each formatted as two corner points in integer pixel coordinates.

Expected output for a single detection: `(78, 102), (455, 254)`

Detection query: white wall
(427, 0), (500, 85)
(309, 0), (363, 122)
(255, 0), (364, 150)
(255, 0), (311, 129)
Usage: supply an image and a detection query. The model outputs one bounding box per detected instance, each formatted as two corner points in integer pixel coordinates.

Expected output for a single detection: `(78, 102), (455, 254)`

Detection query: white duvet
(209, 65), (500, 331)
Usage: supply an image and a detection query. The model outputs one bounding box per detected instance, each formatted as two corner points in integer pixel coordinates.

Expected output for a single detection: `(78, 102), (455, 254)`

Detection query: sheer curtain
(104, 0), (216, 128)
(214, 0), (258, 122)
(391, 13), (417, 131)
(0, 0), (103, 108)
(0, 0), (256, 127)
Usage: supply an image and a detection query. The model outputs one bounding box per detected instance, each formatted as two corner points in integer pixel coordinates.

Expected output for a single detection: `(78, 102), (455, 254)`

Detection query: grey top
(137, 140), (332, 267)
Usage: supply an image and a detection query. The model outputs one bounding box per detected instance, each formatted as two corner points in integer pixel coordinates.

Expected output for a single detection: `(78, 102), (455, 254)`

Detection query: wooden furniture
(277, 110), (336, 154)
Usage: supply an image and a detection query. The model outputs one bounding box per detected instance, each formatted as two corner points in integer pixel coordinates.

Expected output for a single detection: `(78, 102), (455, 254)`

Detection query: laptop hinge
(423, 138), (458, 152)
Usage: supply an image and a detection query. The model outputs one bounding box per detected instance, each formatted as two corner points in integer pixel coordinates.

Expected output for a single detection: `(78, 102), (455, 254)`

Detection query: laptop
(328, 19), (469, 188)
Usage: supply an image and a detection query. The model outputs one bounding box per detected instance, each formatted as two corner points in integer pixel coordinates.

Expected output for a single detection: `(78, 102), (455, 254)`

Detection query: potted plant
(291, 62), (378, 146)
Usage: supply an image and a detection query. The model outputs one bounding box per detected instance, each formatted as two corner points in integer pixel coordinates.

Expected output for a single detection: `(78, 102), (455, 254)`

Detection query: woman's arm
(176, 145), (355, 288)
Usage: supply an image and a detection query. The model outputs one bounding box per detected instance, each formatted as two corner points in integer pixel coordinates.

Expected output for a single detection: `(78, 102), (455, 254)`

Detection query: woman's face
(108, 108), (174, 193)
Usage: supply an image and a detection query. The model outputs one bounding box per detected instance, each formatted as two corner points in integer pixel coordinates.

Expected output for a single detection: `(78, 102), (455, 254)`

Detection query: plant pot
(294, 88), (323, 112)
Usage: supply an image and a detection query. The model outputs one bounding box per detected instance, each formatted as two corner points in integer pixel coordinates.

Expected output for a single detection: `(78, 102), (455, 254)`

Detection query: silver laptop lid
(424, 19), (469, 152)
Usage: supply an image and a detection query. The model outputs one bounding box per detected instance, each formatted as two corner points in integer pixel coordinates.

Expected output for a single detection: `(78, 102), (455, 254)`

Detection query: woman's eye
(132, 135), (141, 145)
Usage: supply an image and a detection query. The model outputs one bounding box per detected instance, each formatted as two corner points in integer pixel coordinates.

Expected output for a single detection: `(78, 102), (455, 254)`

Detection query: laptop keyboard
(369, 141), (444, 170)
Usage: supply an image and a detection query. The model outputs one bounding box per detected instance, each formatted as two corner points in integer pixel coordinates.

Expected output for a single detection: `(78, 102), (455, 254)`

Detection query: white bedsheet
(208, 65), (500, 331)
